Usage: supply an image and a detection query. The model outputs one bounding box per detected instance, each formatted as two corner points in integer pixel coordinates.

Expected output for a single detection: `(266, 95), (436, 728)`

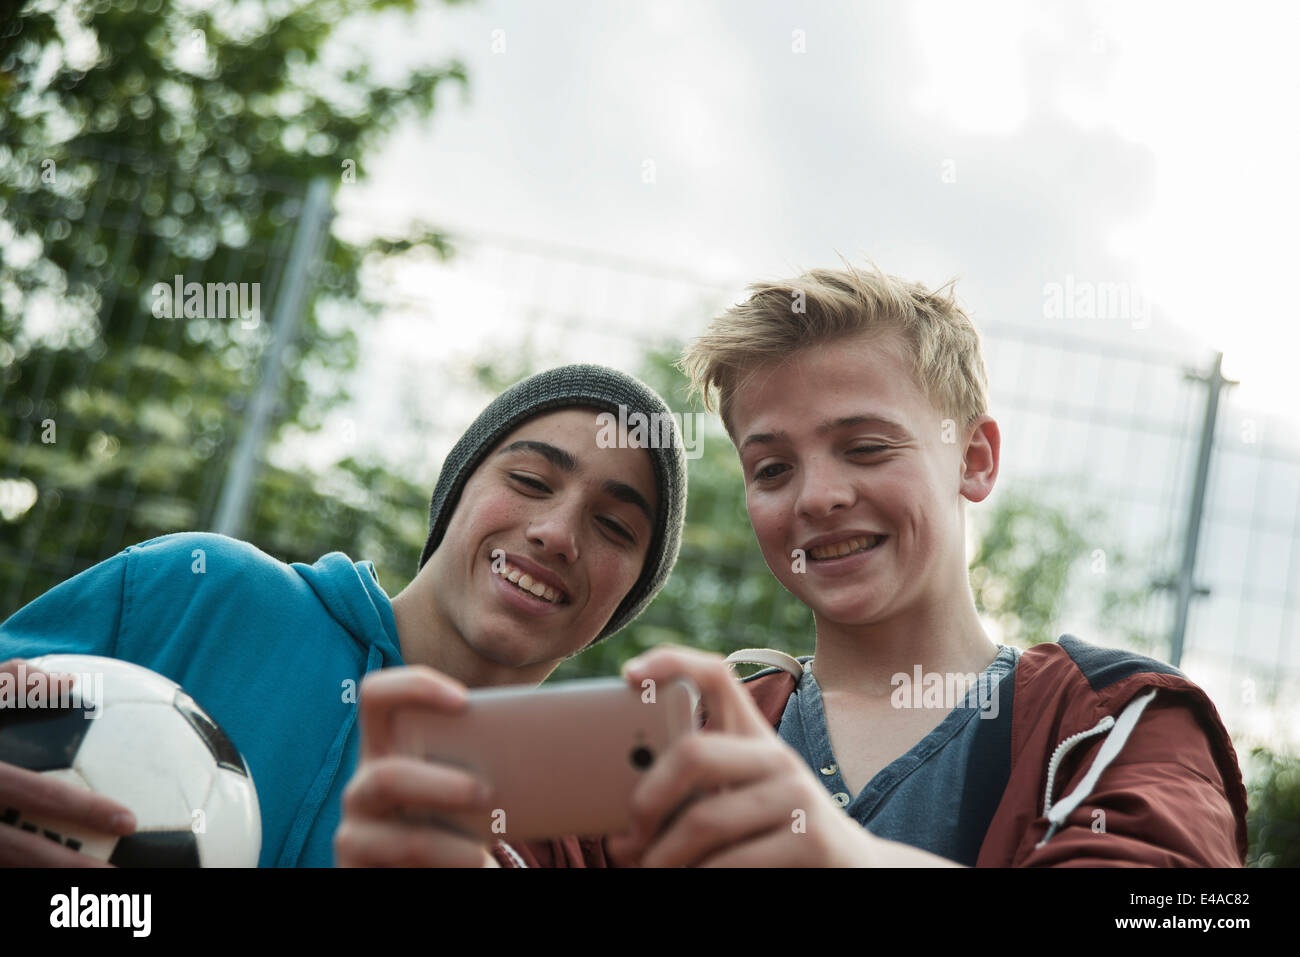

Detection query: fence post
(1167, 351), (1238, 667)
(212, 177), (333, 539)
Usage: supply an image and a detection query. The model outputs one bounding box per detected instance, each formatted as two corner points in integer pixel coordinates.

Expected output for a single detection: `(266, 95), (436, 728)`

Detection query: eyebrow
(496, 440), (655, 526)
(739, 414), (913, 453)
(497, 440), (577, 472)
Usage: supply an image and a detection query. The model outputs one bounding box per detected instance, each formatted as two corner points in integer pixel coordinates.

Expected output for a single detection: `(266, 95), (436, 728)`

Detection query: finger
(341, 755), (491, 819)
(622, 645), (770, 737)
(640, 776), (812, 868)
(358, 666), (469, 759)
(334, 816), (493, 868)
(0, 822), (116, 867)
(0, 661), (77, 699)
(0, 764), (136, 834)
(603, 830), (644, 868)
(697, 824), (820, 868)
(627, 733), (795, 852)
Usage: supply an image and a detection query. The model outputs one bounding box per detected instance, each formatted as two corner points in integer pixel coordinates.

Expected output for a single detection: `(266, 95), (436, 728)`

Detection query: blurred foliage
(968, 486), (1155, 649)
(252, 456), (430, 586)
(1246, 746), (1300, 867)
(0, 0), (468, 603)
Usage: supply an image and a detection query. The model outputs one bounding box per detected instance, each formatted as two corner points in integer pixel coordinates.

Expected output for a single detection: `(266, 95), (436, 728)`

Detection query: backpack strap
(724, 648), (806, 679)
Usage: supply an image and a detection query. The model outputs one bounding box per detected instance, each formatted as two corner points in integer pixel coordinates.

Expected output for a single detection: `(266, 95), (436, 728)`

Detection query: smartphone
(390, 676), (699, 842)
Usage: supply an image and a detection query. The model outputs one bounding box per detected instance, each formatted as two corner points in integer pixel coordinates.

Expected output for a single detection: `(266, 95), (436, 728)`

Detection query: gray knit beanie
(418, 365), (687, 643)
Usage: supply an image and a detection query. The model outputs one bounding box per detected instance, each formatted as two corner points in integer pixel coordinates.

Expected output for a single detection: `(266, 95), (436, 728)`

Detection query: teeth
(808, 535), (882, 560)
(493, 559), (563, 603)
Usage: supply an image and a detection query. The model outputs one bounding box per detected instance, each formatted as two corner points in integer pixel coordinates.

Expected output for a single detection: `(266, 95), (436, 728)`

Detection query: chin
(797, 588), (886, 626)
(469, 628), (548, 670)
(822, 608), (888, 629)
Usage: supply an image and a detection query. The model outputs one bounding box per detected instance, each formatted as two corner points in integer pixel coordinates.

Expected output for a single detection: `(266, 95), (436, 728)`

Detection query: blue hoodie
(0, 532), (406, 867)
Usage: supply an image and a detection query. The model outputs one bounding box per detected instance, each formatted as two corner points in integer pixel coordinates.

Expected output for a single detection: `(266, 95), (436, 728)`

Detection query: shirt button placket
(818, 762), (851, 808)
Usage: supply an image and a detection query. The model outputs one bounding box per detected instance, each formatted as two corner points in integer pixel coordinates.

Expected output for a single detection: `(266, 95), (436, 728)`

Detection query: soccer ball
(0, 654), (260, 866)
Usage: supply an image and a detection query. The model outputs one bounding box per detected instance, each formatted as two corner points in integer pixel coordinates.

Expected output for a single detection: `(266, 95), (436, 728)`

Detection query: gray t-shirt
(777, 644), (1020, 865)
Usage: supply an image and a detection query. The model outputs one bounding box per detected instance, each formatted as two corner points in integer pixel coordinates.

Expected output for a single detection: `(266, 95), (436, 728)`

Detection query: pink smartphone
(390, 676), (699, 842)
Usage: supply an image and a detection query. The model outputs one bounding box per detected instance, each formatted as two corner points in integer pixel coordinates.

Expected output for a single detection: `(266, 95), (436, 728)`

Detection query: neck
(389, 577), (556, 689)
(809, 577), (998, 699)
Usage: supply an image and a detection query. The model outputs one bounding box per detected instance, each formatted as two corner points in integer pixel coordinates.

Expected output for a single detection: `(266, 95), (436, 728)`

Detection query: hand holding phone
(610, 646), (883, 867)
(336, 665), (503, 868)
(390, 676), (699, 843)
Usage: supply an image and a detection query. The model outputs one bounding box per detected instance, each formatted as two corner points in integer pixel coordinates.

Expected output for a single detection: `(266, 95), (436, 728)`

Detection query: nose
(525, 496), (581, 564)
(794, 454), (856, 521)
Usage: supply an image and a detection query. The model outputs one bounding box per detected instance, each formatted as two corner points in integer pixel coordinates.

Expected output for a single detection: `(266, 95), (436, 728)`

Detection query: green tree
(1245, 746), (1300, 867)
(0, 0), (468, 605)
(968, 487), (1155, 650)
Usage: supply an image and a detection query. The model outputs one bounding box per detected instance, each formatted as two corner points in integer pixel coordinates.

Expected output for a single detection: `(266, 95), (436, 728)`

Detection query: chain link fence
(3, 143), (1297, 754)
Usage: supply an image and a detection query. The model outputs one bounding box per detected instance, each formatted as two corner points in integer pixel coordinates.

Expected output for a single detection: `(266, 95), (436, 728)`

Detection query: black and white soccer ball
(0, 653), (260, 866)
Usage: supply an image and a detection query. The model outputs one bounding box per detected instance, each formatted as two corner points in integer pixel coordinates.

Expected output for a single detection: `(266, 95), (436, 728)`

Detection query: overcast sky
(330, 0), (1299, 426)
(302, 0), (1300, 742)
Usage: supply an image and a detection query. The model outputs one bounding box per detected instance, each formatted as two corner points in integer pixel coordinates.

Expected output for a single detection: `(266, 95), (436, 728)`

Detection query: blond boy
(598, 265), (1246, 867)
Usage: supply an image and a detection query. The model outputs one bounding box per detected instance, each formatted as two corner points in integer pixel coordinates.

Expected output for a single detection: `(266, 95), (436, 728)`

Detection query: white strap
(724, 648), (805, 678)
(1040, 688), (1159, 842)
(495, 840), (528, 868)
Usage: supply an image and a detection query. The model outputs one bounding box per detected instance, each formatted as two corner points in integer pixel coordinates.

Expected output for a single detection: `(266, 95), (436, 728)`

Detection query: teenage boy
(0, 364), (686, 867)
(464, 266), (1243, 868)
(603, 265), (1246, 867)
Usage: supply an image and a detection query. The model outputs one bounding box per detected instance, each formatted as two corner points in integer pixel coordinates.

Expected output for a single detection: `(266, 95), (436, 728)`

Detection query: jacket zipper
(1035, 687), (1161, 849)
(1041, 715), (1115, 819)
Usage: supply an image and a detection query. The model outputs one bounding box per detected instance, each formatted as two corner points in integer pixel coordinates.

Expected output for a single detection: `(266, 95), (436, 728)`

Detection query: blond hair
(680, 263), (990, 436)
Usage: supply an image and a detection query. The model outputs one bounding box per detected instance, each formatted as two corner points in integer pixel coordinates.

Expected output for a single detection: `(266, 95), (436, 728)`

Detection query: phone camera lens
(630, 745), (654, 769)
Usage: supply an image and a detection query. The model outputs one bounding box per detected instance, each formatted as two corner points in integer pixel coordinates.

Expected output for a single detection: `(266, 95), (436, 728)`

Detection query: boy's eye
(510, 473), (550, 493)
(599, 516), (635, 543)
(754, 463), (788, 481)
(511, 473), (635, 543)
(851, 445), (888, 455)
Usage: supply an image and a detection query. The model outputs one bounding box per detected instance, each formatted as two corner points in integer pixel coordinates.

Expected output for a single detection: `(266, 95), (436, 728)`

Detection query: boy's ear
(959, 415), (1000, 504)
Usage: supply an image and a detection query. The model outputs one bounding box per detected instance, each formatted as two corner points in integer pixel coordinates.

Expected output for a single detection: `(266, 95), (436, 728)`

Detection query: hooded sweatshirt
(0, 532), (405, 867)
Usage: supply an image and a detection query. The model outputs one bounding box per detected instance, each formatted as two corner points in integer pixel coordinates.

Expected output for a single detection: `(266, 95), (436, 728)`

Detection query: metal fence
(336, 222), (1300, 753)
(1, 139), (319, 609)
(3, 145), (1297, 756)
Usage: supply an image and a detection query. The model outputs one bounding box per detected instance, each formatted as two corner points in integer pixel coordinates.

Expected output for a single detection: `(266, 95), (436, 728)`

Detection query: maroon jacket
(492, 635), (1248, 867)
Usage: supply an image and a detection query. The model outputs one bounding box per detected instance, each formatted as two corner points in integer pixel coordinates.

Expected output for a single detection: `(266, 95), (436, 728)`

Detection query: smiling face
(729, 331), (997, 632)
(423, 407), (658, 671)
